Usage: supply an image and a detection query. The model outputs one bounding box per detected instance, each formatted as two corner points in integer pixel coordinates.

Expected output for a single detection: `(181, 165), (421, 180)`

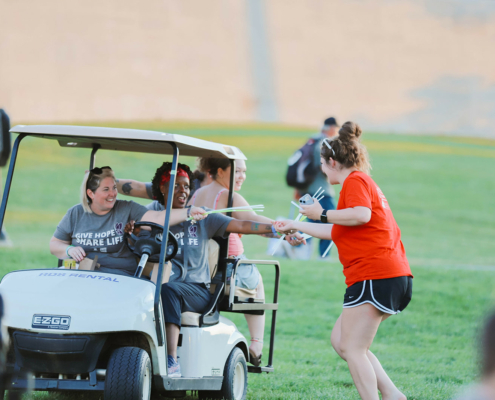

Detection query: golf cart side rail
(221, 259), (280, 372)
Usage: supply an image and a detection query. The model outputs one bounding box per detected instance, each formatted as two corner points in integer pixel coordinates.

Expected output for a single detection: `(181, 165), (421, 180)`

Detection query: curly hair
(151, 162), (194, 205)
(320, 121), (371, 175)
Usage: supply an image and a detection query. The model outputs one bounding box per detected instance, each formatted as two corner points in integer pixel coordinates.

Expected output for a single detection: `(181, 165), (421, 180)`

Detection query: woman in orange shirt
(276, 121), (412, 400)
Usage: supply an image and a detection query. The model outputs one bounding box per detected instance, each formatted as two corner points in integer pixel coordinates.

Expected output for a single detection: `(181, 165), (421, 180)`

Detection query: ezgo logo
(32, 315), (71, 330)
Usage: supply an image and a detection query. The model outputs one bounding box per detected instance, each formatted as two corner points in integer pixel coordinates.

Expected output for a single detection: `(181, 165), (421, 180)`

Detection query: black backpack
(286, 137), (319, 189)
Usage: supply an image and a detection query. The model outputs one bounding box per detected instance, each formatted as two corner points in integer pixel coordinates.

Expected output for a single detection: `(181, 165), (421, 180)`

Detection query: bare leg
(331, 312), (405, 400)
(165, 322), (180, 360)
(246, 276), (265, 357)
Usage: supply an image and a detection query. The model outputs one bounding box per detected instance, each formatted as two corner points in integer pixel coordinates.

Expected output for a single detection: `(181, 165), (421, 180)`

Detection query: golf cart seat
(179, 237), (262, 327)
(179, 239), (223, 327)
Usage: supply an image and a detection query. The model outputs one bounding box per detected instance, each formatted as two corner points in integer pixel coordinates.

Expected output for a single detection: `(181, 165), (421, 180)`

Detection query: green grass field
(1, 122), (495, 400)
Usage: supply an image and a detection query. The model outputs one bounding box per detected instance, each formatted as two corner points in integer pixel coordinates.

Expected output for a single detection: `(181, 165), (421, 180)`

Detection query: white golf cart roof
(9, 125), (247, 160)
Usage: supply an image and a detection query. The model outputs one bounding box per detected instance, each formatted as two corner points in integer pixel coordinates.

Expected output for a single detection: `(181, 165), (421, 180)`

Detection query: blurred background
(1, 0), (495, 137)
(1, 1), (495, 399)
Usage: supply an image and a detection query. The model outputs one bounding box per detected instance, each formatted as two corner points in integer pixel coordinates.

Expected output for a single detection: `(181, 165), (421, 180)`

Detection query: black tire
(6, 390), (22, 400)
(199, 347), (247, 400)
(104, 346), (152, 400)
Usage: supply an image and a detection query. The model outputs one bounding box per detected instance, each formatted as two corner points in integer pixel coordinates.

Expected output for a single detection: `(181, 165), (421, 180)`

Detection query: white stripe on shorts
(342, 280), (367, 306)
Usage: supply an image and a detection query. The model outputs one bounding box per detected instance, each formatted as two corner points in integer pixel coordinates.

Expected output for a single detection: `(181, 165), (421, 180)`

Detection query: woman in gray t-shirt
(50, 166), (206, 275)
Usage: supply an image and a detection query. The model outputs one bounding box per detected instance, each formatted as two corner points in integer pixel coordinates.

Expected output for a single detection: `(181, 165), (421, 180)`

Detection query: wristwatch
(320, 209), (328, 223)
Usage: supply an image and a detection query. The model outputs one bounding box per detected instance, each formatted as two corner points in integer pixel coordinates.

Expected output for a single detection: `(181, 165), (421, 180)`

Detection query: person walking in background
(286, 116), (339, 259)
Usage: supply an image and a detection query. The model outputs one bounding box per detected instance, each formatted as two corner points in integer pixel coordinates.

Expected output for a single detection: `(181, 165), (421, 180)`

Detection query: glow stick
(209, 209), (263, 215)
(291, 201), (302, 210)
(315, 194), (324, 202)
(187, 208), (263, 220)
(215, 205), (264, 212)
(321, 241), (334, 258)
(313, 187), (323, 199)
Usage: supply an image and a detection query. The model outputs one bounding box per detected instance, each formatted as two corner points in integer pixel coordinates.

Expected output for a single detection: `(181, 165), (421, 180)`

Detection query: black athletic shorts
(343, 276), (413, 314)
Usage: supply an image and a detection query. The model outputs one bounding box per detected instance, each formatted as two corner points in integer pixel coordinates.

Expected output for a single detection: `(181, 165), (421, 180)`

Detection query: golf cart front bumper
(12, 330), (107, 375)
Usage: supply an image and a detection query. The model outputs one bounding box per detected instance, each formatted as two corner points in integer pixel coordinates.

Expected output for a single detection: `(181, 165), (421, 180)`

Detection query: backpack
(286, 137), (319, 189)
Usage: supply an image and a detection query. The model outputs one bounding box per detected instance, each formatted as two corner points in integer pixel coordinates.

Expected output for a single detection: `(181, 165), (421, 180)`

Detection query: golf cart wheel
(199, 347), (247, 400)
(104, 346), (152, 400)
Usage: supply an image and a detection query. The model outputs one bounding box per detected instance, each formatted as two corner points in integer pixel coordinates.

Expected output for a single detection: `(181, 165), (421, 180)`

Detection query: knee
(161, 282), (180, 301)
(330, 335), (345, 360)
(339, 340), (369, 361)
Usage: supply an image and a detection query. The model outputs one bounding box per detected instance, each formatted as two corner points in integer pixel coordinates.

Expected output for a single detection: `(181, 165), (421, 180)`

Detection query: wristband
(66, 245), (75, 257)
(320, 209), (328, 223)
(271, 225), (279, 236)
(187, 207), (191, 218)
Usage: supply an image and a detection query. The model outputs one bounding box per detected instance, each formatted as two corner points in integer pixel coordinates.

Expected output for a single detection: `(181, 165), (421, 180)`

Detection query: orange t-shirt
(331, 171), (412, 287)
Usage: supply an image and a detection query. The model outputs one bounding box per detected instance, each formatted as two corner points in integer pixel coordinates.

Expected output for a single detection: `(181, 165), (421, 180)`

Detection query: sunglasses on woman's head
(322, 139), (336, 156)
(89, 166), (112, 176)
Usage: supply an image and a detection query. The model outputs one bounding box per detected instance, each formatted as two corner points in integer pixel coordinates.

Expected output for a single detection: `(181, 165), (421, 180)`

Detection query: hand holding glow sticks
(187, 205), (264, 221)
(189, 206), (209, 222)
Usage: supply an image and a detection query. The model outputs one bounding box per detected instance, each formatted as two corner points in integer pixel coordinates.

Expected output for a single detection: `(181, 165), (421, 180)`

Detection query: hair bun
(338, 121), (362, 142)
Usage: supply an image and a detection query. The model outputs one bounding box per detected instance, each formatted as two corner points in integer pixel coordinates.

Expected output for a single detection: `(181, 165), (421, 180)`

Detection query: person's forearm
(292, 221), (333, 240)
(324, 207), (371, 226)
(116, 179), (153, 199)
(50, 238), (71, 259)
(141, 208), (189, 226)
(227, 220), (273, 235)
(232, 210), (273, 225)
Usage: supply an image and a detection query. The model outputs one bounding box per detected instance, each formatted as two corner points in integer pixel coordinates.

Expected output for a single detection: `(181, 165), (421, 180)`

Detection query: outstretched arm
(226, 220), (273, 235)
(226, 220), (306, 245)
(300, 200), (371, 226)
(275, 220), (334, 240)
(140, 207), (207, 226)
(116, 179), (153, 200)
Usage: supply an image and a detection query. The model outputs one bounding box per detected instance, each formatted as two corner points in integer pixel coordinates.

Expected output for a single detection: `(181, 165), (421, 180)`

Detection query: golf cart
(0, 125), (280, 399)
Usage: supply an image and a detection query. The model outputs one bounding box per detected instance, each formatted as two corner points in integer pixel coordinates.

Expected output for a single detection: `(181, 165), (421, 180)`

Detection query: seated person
(123, 162), (304, 377)
(49, 166), (206, 276)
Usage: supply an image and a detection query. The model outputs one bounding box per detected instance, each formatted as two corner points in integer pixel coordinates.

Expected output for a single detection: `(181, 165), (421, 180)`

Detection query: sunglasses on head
(322, 138), (336, 157)
(89, 166), (112, 176)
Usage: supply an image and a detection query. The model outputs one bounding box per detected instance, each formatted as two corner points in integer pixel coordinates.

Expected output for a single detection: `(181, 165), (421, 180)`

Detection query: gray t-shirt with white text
(146, 201), (231, 284)
(54, 200), (148, 273)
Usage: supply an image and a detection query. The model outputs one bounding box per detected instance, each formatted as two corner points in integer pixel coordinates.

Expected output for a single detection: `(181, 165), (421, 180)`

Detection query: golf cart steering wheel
(124, 221), (178, 263)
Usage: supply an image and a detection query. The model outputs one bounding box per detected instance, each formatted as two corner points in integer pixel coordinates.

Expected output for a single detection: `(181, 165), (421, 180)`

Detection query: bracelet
(271, 225), (281, 236)
(187, 207), (191, 218)
(66, 245), (74, 257)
